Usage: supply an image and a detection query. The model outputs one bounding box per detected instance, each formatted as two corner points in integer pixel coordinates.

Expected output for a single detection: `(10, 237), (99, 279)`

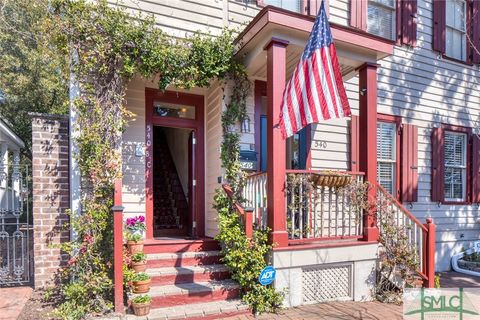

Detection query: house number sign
(315, 140), (328, 149)
(146, 124), (152, 169)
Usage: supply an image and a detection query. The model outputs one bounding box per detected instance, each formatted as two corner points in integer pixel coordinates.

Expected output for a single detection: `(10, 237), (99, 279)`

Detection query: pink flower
(138, 216), (145, 223)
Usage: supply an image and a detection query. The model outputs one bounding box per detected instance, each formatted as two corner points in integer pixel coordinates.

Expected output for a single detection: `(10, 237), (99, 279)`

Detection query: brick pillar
(31, 113), (70, 289)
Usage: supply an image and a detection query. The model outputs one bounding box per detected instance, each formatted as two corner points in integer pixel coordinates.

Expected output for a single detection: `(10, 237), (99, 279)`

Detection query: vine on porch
(45, 0), (258, 318)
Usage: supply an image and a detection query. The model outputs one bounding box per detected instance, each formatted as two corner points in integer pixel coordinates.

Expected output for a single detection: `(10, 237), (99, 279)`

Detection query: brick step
(146, 251), (223, 268)
(148, 264), (230, 285)
(144, 239), (221, 254)
(125, 299), (248, 320)
(132, 280), (240, 308)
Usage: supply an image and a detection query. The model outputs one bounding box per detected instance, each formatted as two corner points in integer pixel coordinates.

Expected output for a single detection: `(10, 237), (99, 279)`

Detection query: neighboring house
(31, 0), (480, 317)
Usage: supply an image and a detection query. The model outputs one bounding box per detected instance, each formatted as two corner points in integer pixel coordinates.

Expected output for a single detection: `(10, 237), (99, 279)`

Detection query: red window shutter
(401, 124), (418, 202)
(472, 135), (480, 203)
(350, 0), (367, 30)
(472, 0), (480, 64)
(350, 115), (360, 172)
(432, 0), (446, 53)
(401, 0), (417, 47)
(431, 127), (444, 202)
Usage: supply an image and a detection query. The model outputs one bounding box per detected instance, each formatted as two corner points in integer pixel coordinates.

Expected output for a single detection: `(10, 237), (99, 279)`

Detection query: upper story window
(377, 121), (397, 195)
(444, 131), (467, 201)
(445, 0), (467, 61)
(367, 0), (396, 40)
(263, 0), (302, 13)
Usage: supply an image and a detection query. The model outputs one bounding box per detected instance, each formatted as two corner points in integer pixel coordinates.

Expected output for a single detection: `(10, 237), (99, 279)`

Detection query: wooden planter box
(311, 172), (352, 187)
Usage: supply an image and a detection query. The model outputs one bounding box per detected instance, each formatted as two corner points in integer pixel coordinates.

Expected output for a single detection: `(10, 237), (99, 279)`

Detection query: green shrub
(132, 295), (152, 304)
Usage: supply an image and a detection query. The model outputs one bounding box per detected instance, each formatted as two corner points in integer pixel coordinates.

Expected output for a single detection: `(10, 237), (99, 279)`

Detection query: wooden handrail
(222, 184), (253, 239)
(374, 182), (428, 232)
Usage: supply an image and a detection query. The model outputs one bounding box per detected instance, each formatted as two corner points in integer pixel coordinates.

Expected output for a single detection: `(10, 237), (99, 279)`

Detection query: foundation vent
(302, 263), (353, 304)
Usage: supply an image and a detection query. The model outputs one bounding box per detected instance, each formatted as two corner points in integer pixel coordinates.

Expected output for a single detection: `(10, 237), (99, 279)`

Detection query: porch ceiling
(234, 6), (394, 81)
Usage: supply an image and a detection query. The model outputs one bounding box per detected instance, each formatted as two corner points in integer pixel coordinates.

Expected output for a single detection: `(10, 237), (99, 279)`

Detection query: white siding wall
(120, 0), (480, 270)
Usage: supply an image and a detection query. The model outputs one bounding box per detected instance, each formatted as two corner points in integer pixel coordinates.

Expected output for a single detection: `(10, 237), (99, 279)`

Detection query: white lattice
(302, 264), (352, 304)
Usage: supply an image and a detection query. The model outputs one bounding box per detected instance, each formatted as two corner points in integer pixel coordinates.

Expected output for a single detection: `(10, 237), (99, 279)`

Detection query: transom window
(367, 0), (396, 40)
(445, 0), (467, 61)
(444, 131), (467, 201)
(264, 0), (302, 13)
(377, 122), (397, 195)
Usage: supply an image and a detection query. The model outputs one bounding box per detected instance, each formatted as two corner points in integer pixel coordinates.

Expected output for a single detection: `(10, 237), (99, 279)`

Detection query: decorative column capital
(263, 37), (290, 51)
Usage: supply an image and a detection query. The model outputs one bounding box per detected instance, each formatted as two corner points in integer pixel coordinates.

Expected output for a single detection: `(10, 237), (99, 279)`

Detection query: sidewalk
(221, 301), (403, 320)
(0, 286), (33, 320)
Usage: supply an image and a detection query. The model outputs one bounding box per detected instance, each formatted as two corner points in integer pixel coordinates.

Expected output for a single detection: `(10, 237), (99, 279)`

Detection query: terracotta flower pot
(127, 240), (144, 255)
(132, 301), (151, 316)
(131, 261), (147, 273)
(133, 278), (151, 293)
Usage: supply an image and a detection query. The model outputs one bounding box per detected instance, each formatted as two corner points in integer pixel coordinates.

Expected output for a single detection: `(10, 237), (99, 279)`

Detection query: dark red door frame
(145, 88), (205, 239)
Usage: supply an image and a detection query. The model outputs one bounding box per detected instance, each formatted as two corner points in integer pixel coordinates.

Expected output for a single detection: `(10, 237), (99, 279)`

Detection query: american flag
(279, 1), (351, 139)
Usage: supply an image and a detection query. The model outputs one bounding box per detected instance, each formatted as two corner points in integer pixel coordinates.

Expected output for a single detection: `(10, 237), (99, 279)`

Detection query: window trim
(444, 131), (467, 202)
(440, 124), (472, 205)
(445, 0), (467, 61)
(367, 0), (397, 41)
(257, 0), (308, 15)
(377, 114), (401, 199)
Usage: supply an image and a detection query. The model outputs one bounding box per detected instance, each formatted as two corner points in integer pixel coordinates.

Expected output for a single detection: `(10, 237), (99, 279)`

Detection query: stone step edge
(124, 299), (249, 320)
(130, 280), (240, 298)
(146, 250), (222, 261)
(146, 264), (228, 277)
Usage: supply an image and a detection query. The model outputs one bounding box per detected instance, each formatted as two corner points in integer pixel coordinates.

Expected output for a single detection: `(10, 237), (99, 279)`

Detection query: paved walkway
(0, 286), (33, 320)
(439, 271), (480, 288)
(222, 301), (403, 320)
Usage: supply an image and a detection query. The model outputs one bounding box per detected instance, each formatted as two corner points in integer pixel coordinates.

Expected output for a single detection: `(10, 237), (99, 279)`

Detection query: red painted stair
(128, 239), (248, 319)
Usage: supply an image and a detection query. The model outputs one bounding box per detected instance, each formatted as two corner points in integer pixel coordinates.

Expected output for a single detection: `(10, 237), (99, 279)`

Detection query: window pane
(377, 122), (396, 160)
(445, 132), (465, 166)
(367, 2), (395, 40)
(265, 0), (302, 13)
(444, 167), (464, 200)
(153, 102), (195, 119)
(377, 162), (395, 194)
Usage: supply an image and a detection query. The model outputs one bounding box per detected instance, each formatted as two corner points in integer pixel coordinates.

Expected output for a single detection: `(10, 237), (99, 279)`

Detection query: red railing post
(423, 217), (436, 288)
(244, 207), (254, 239)
(112, 179), (124, 314)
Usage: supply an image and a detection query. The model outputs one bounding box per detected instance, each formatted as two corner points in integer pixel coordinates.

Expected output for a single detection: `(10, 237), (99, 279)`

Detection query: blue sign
(259, 266), (276, 286)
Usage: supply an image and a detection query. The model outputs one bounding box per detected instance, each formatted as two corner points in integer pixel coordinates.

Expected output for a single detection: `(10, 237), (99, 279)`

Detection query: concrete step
(146, 251), (222, 268)
(148, 264), (230, 285)
(125, 299), (249, 320)
(133, 280), (240, 308)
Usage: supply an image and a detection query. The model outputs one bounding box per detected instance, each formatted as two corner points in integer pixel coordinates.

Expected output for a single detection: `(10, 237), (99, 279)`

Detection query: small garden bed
(458, 252), (480, 273)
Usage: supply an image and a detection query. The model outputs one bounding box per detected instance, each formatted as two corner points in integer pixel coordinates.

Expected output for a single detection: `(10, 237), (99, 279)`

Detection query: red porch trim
(423, 218), (436, 288)
(145, 89), (205, 239)
(235, 6), (394, 57)
(254, 80), (267, 171)
(112, 179), (124, 313)
(358, 63), (379, 242)
(274, 240), (378, 252)
(265, 38), (289, 248)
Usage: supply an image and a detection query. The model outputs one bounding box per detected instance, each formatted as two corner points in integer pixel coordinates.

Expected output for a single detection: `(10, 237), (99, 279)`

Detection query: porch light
(241, 118), (251, 133)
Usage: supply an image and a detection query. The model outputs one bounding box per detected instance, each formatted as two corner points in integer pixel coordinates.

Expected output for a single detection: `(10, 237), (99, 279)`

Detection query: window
(367, 0), (396, 40)
(444, 132), (467, 201)
(445, 0), (467, 61)
(264, 0), (302, 13)
(377, 122), (397, 194)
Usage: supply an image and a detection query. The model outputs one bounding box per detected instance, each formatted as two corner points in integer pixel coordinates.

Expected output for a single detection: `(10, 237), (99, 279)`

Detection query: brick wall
(31, 113), (70, 289)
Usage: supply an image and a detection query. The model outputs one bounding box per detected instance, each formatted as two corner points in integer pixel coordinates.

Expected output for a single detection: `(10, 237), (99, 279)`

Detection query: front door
(145, 89), (205, 239)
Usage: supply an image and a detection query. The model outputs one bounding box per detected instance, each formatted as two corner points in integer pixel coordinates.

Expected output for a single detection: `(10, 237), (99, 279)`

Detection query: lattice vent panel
(302, 263), (352, 304)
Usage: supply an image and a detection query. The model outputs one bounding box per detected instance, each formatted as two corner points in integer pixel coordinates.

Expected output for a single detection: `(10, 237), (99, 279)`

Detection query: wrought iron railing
(0, 163), (32, 285)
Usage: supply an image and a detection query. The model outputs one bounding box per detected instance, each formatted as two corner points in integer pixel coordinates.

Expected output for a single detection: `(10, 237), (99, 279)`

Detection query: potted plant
(125, 216), (146, 254)
(132, 272), (151, 293)
(131, 252), (147, 273)
(131, 295), (152, 316)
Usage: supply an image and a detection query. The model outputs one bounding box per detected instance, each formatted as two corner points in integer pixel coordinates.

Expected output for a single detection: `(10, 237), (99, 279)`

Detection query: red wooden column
(423, 218), (436, 288)
(265, 38), (289, 248)
(358, 63), (380, 242)
(112, 179), (125, 313)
